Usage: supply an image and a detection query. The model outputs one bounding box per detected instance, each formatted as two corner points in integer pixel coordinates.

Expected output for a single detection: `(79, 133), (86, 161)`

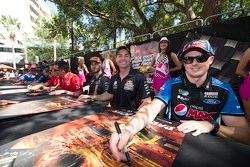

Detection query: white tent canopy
(0, 52), (24, 63)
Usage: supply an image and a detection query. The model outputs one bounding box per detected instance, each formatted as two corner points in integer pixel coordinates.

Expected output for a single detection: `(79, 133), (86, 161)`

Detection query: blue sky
(45, 0), (58, 13)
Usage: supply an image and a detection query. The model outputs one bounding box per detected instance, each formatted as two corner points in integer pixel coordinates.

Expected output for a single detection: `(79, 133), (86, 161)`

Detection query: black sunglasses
(182, 54), (210, 64)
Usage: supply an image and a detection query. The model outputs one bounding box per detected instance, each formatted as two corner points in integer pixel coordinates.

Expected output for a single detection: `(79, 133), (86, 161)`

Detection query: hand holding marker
(114, 121), (131, 163)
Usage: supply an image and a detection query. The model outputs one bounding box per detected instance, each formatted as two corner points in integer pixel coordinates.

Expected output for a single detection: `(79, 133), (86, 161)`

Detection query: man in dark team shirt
(78, 46), (151, 111)
(87, 56), (110, 95)
(110, 39), (250, 162)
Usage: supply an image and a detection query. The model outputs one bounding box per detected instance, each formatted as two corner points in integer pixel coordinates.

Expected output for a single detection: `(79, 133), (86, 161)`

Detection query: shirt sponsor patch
(113, 81), (118, 89)
(174, 104), (188, 116)
(178, 89), (189, 96)
(204, 92), (218, 98)
(203, 99), (220, 105)
(177, 95), (189, 101)
(186, 108), (216, 120)
(124, 80), (134, 91)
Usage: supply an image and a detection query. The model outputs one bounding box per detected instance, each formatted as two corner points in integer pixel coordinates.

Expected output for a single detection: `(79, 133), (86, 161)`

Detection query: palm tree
(22, 32), (31, 67)
(0, 15), (22, 69)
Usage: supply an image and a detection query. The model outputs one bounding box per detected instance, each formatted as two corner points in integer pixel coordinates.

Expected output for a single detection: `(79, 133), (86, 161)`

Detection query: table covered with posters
(0, 86), (249, 167)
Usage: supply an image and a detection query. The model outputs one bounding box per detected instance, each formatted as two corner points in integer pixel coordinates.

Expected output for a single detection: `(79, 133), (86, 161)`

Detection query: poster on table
(0, 110), (185, 167)
(0, 96), (84, 120)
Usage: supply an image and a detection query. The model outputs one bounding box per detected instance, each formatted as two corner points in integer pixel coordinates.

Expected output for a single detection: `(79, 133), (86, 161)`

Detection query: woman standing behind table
(78, 57), (89, 85)
(102, 51), (117, 78)
(150, 37), (181, 93)
(236, 48), (250, 121)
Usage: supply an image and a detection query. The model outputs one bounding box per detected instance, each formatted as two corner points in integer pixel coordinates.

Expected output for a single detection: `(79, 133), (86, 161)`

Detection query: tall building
(0, 0), (51, 64)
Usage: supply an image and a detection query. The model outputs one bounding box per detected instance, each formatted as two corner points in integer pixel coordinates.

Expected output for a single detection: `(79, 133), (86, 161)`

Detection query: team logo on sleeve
(144, 81), (150, 91)
(174, 104), (188, 116)
(160, 86), (165, 91)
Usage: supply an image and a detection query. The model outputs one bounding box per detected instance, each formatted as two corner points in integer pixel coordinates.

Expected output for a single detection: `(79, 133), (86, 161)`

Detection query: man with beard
(87, 56), (110, 95)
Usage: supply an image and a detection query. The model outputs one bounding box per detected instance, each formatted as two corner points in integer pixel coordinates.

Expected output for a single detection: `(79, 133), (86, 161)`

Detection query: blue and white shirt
(155, 74), (244, 122)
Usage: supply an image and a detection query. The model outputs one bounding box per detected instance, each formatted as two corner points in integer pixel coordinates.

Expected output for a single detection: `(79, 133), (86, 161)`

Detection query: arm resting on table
(93, 91), (113, 102)
(125, 98), (166, 135)
(219, 115), (250, 145)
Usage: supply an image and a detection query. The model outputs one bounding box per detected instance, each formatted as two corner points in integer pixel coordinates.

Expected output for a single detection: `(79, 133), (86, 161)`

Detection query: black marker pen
(114, 121), (131, 163)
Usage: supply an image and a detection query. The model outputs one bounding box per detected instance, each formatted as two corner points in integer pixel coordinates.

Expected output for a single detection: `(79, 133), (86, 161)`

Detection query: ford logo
(203, 99), (220, 105)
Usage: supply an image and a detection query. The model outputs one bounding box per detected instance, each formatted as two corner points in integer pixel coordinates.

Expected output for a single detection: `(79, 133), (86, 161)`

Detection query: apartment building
(0, 0), (51, 64)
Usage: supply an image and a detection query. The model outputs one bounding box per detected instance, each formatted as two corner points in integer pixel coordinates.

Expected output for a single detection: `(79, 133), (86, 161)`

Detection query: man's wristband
(210, 120), (220, 136)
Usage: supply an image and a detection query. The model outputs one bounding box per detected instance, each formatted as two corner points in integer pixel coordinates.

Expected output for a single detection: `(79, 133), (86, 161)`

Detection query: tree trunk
(131, 0), (154, 33)
(11, 41), (16, 70)
(184, 0), (197, 20)
(113, 30), (117, 48)
(24, 46), (28, 68)
(70, 20), (74, 52)
(202, 0), (223, 20)
(53, 39), (57, 62)
(112, 0), (117, 48)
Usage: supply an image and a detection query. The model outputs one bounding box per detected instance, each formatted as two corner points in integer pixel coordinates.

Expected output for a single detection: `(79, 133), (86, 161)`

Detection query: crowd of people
(1, 38), (250, 159)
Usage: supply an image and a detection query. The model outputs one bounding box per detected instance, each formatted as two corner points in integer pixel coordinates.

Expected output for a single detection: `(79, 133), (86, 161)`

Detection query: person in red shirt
(27, 65), (60, 92)
(46, 75), (60, 87)
(49, 60), (82, 96)
(44, 65), (60, 87)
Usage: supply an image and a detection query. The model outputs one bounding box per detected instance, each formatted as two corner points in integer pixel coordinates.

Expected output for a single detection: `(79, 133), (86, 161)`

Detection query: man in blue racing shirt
(109, 39), (250, 162)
